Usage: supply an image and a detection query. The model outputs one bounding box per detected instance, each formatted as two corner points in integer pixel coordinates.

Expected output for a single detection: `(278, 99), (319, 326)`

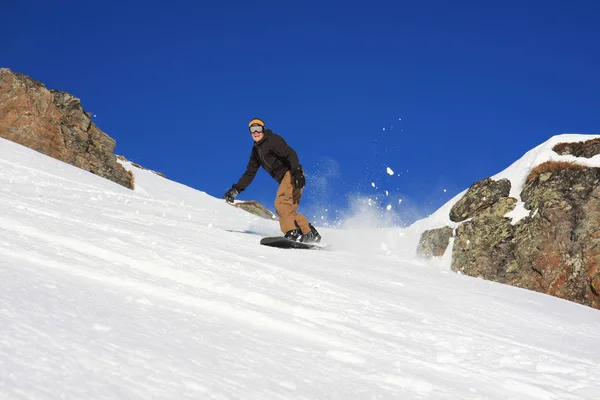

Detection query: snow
(1, 136), (600, 399)
(386, 167), (394, 175)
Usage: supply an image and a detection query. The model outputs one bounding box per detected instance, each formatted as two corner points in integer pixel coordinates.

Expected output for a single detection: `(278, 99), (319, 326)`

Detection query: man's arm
(232, 148), (260, 192)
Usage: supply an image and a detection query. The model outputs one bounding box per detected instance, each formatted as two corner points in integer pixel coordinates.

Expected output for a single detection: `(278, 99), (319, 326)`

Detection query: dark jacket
(233, 129), (300, 192)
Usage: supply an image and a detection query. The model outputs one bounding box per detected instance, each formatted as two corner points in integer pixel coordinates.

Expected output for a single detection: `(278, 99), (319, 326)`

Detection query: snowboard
(260, 236), (328, 250)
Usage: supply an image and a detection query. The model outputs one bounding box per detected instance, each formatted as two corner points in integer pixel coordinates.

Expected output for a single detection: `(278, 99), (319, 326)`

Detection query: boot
(284, 228), (303, 242)
(302, 224), (322, 244)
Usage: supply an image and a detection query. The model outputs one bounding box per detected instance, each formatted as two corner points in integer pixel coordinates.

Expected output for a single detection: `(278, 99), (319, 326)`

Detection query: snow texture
(1, 136), (599, 399)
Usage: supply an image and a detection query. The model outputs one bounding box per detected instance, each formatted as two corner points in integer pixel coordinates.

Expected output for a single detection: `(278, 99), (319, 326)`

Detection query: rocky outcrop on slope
(452, 196), (518, 280)
(510, 166), (600, 308)
(231, 200), (277, 220)
(416, 227), (453, 258)
(553, 138), (600, 158)
(0, 68), (133, 189)
(449, 178), (511, 222)
(418, 137), (600, 309)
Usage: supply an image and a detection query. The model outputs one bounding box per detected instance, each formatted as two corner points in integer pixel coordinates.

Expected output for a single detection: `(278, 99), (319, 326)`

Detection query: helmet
(248, 118), (265, 127)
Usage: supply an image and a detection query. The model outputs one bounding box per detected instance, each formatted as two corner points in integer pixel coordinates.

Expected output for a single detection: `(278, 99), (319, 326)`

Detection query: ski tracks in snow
(1, 145), (599, 399)
(2, 209), (597, 398)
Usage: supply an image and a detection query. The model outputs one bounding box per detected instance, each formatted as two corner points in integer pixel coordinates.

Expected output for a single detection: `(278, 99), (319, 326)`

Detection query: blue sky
(3, 1), (600, 226)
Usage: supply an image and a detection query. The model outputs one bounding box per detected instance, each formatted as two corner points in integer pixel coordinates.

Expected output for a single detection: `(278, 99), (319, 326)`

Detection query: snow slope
(1, 137), (599, 399)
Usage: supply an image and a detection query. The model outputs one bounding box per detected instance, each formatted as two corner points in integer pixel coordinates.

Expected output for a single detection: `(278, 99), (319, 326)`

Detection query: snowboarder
(223, 118), (321, 243)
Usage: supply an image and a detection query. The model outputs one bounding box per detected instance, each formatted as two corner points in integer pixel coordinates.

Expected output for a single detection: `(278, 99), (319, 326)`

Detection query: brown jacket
(233, 129), (301, 192)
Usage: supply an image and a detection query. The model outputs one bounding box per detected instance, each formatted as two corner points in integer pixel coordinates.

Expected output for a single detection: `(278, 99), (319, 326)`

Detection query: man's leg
(275, 172), (311, 234)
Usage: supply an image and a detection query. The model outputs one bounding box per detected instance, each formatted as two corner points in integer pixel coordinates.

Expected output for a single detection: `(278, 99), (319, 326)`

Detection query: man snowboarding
(223, 118), (321, 244)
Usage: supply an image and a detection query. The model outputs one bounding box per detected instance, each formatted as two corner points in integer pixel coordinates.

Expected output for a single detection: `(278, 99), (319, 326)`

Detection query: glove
(291, 167), (305, 189)
(223, 187), (239, 203)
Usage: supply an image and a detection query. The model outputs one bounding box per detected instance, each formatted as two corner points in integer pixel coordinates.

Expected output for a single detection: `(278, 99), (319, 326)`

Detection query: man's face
(250, 125), (264, 142)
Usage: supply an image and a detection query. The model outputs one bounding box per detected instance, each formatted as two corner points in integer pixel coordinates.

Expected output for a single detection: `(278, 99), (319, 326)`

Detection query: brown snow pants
(275, 171), (311, 234)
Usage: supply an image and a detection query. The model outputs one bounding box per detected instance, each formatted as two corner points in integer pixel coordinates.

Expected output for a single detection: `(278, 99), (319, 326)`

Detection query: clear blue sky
(3, 1), (599, 225)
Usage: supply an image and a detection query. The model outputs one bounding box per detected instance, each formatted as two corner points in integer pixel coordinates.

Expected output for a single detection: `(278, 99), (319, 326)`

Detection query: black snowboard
(260, 236), (326, 250)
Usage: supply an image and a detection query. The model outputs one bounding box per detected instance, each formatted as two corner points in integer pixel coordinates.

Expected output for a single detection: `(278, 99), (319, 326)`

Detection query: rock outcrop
(0, 68), (133, 189)
(417, 227), (453, 258)
(510, 166), (600, 308)
(553, 138), (600, 158)
(232, 200), (277, 220)
(419, 137), (600, 310)
(449, 178), (511, 222)
(452, 195), (518, 280)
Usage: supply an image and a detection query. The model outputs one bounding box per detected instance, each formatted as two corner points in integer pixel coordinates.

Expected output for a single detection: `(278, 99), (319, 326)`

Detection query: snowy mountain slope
(1, 137), (599, 399)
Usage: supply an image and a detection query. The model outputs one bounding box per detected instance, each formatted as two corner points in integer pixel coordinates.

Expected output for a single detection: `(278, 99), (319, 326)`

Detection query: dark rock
(452, 197), (518, 280)
(553, 138), (600, 158)
(0, 68), (133, 189)
(449, 178), (511, 222)
(512, 167), (600, 309)
(451, 162), (600, 310)
(417, 227), (454, 258)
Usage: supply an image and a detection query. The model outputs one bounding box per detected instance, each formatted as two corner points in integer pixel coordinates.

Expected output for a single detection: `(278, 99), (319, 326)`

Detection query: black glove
(223, 187), (239, 203)
(291, 167), (305, 189)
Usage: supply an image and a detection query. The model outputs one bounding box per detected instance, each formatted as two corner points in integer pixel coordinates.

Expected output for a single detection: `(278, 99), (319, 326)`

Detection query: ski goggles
(249, 125), (264, 133)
